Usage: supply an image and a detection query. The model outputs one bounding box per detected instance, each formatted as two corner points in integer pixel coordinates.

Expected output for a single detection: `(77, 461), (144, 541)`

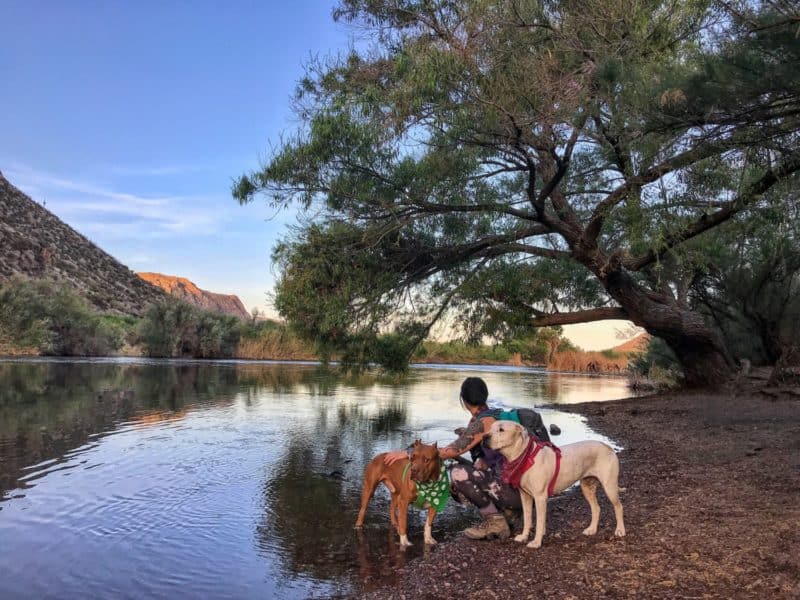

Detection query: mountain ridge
(137, 272), (251, 320)
(0, 171), (166, 315)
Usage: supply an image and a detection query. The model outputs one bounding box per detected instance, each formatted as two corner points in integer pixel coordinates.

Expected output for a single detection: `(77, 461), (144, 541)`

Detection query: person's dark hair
(460, 377), (489, 407)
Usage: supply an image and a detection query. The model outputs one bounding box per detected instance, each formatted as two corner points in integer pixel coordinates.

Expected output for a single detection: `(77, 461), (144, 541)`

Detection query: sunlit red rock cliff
(137, 272), (250, 320)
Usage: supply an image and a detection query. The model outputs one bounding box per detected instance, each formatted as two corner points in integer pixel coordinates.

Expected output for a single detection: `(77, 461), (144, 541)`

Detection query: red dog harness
(501, 437), (562, 496)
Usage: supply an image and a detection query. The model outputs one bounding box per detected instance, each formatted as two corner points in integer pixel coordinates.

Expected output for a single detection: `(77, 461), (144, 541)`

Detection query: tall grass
(547, 350), (628, 373)
(236, 321), (316, 360)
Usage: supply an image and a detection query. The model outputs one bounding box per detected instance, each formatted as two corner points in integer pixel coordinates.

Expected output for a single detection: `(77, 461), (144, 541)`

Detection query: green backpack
(484, 407), (550, 442)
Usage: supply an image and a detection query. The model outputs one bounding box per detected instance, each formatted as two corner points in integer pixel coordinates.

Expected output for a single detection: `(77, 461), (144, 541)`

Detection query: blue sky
(1, 1), (629, 349)
(1, 1), (352, 316)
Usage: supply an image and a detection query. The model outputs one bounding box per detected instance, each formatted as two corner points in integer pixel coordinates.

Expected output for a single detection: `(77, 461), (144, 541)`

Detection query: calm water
(0, 359), (632, 599)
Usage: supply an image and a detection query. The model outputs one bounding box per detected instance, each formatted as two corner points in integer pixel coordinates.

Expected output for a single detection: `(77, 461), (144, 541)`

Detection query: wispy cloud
(107, 164), (207, 177)
(4, 163), (230, 239)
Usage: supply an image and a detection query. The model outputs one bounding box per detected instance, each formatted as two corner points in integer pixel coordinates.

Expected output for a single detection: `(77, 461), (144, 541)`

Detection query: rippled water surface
(0, 359), (632, 599)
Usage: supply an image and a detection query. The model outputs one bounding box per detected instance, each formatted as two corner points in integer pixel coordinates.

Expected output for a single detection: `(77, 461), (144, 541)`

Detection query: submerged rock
(549, 423), (561, 436)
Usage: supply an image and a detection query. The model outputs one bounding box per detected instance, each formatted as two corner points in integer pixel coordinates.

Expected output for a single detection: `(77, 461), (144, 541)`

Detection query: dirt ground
(355, 375), (800, 599)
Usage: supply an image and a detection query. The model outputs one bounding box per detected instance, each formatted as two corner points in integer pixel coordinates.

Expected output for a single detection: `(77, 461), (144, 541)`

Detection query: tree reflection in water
(3, 359), (608, 593)
(256, 396), (475, 592)
(0, 360), (341, 499)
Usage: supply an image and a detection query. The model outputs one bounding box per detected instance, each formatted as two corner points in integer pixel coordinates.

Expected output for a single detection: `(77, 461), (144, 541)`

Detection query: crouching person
(384, 377), (524, 540)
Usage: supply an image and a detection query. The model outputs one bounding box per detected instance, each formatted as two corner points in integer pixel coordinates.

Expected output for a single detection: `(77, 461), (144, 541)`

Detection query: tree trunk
(602, 269), (734, 387)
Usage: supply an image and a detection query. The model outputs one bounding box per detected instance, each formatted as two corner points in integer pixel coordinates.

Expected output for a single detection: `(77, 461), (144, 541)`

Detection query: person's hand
(383, 450), (409, 465)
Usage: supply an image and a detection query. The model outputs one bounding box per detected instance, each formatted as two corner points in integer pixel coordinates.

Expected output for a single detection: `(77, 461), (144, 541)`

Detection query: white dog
(486, 420), (626, 549)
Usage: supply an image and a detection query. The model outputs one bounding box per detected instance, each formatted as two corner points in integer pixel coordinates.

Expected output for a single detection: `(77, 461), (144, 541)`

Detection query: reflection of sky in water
(0, 360), (632, 599)
(340, 366), (626, 452)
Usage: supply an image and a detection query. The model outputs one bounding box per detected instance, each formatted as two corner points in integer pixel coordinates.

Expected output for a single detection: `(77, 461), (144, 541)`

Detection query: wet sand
(356, 377), (800, 599)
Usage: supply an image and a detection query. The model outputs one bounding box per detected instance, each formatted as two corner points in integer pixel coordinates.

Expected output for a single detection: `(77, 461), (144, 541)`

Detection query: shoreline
(355, 377), (800, 599)
(0, 354), (632, 379)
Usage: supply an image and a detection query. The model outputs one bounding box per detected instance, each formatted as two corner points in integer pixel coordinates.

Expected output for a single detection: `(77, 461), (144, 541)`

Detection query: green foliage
(0, 278), (123, 355)
(627, 337), (682, 391)
(628, 337), (681, 376)
(99, 314), (140, 346)
(557, 338), (579, 353)
(236, 0), (800, 379)
(688, 202), (800, 365)
(139, 300), (242, 358)
(601, 349), (622, 360)
(418, 340), (517, 365)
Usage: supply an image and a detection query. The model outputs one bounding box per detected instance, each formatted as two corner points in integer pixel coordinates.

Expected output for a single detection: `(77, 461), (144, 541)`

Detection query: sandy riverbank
(356, 376), (800, 599)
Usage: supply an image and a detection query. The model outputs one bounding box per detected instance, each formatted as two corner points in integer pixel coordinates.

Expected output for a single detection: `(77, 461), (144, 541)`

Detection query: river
(0, 358), (633, 599)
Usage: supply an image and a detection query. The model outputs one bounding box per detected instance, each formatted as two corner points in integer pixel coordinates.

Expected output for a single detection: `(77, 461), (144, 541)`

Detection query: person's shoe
(463, 514), (510, 540)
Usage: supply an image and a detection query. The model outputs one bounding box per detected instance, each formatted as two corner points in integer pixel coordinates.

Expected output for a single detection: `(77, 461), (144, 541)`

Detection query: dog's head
(484, 420), (528, 455)
(409, 439), (441, 482)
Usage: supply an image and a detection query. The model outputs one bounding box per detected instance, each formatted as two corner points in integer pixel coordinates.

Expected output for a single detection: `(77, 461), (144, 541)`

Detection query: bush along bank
(0, 278), (123, 356)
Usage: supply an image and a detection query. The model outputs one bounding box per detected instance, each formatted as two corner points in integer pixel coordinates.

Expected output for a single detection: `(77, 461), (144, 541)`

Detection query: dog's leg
(397, 499), (412, 547)
(527, 494), (547, 549)
(514, 489), (533, 543)
(580, 477), (601, 536)
(389, 492), (399, 530)
(423, 507), (437, 545)
(600, 466), (625, 538)
(355, 469), (382, 528)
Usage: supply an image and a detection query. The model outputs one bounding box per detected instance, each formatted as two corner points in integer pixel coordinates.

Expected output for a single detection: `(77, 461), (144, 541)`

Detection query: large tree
(235, 0), (800, 386)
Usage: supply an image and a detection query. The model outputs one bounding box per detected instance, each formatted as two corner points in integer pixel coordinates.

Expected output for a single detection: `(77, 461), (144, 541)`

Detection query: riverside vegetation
(0, 278), (649, 374)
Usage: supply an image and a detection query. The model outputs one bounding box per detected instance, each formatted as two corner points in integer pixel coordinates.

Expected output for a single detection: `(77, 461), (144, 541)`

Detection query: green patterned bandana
(407, 462), (449, 512)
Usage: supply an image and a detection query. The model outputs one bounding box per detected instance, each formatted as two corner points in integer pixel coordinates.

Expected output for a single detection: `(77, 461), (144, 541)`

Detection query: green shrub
(628, 337), (681, 375)
(0, 278), (122, 355)
(601, 348), (622, 359)
(139, 299), (242, 358)
(557, 338), (579, 353)
(627, 337), (682, 391)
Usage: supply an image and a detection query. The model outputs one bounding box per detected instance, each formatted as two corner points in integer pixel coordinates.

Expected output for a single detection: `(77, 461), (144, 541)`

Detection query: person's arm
(438, 417), (494, 460)
(383, 445), (413, 465)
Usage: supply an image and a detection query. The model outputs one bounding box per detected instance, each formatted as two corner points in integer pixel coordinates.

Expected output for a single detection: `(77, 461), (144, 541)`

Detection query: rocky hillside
(612, 333), (651, 354)
(0, 172), (166, 315)
(138, 272), (250, 320)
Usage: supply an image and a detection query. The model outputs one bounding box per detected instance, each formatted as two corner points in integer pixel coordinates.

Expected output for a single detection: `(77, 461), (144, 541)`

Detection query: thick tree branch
(531, 307), (629, 327)
(411, 199), (539, 221)
(582, 125), (798, 243)
(394, 226), (550, 284)
(625, 151), (800, 271)
(478, 242), (571, 260)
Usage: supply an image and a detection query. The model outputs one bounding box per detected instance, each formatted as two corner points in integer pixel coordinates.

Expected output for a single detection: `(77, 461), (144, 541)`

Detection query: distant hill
(138, 272), (250, 320)
(0, 171), (166, 315)
(612, 333), (651, 354)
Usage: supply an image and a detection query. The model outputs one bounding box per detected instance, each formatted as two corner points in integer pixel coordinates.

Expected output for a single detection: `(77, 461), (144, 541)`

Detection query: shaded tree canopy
(235, 0), (800, 385)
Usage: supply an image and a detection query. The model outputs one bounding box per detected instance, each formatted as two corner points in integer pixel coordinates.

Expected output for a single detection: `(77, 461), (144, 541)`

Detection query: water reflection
(0, 359), (630, 599)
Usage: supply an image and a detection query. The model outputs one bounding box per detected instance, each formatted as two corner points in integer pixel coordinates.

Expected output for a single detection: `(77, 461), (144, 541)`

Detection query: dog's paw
(582, 526), (597, 536)
(614, 527), (626, 538)
(513, 534), (528, 543)
(424, 537), (438, 546)
(399, 535), (413, 547)
(527, 539), (542, 549)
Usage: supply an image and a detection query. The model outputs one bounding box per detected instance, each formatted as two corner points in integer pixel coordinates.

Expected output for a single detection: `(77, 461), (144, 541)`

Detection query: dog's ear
(413, 439), (421, 447)
(432, 442), (438, 449)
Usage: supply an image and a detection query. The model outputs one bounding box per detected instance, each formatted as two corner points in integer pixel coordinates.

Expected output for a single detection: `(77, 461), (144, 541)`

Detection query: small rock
(549, 424), (561, 436)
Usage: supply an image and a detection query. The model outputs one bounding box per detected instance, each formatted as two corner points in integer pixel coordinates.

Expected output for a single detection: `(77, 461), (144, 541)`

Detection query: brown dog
(354, 440), (445, 546)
